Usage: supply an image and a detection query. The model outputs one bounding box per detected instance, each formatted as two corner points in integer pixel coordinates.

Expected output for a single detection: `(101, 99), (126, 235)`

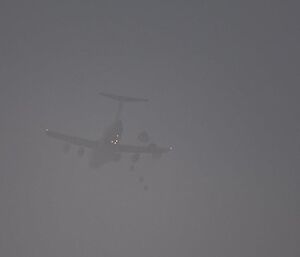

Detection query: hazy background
(0, 1), (299, 257)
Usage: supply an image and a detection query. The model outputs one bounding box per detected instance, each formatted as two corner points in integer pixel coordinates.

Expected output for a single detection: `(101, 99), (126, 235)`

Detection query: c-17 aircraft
(45, 92), (172, 169)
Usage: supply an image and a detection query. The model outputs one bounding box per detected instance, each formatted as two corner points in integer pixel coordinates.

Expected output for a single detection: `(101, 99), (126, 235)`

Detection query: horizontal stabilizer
(99, 92), (149, 103)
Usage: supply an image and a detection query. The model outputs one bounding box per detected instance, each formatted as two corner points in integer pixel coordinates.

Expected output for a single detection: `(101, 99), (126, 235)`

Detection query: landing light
(169, 146), (173, 150)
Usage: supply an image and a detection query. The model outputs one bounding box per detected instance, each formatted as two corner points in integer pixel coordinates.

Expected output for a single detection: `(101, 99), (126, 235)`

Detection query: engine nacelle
(137, 130), (150, 143)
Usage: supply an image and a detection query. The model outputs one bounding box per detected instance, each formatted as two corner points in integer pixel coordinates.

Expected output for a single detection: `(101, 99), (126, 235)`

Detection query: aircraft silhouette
(45, 92), (172, 168)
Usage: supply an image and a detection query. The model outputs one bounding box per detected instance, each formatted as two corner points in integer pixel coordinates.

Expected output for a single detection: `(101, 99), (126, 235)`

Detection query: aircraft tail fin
(99, 92), (149, 103)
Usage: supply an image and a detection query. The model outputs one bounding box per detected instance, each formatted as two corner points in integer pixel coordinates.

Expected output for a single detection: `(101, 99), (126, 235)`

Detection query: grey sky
(0, 1), (299, 257)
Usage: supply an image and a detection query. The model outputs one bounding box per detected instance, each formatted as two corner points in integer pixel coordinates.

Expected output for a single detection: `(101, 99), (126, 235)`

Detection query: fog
(0, 1), (299, 257)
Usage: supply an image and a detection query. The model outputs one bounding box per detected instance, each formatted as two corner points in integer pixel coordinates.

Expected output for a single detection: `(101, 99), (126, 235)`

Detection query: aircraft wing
(114, 143), (172, 154)
(45, 129), (97, 148)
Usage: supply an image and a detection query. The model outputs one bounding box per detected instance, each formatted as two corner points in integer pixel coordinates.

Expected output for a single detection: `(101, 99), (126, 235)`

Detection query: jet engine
(137, 130), (150, 143)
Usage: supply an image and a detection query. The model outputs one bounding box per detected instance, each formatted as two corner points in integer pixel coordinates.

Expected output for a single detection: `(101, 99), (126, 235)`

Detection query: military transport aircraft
(45, 92), (172, 168)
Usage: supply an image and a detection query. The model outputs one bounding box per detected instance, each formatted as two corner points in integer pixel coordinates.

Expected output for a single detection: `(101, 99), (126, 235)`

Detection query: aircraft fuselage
(89, 119), (123, 168)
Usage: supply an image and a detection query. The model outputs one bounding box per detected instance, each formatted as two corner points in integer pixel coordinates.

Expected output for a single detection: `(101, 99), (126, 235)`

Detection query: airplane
(45, 92), (172, 169)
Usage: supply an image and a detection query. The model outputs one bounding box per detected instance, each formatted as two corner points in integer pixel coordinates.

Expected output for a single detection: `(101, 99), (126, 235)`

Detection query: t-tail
(99, 92), (149, 120)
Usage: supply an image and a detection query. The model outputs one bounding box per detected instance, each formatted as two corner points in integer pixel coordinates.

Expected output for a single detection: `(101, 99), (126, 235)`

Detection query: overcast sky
(0, 1), (299, 257)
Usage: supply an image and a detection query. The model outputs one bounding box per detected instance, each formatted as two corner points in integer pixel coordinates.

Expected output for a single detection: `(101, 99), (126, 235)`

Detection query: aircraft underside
(45, 92), (172, 169)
